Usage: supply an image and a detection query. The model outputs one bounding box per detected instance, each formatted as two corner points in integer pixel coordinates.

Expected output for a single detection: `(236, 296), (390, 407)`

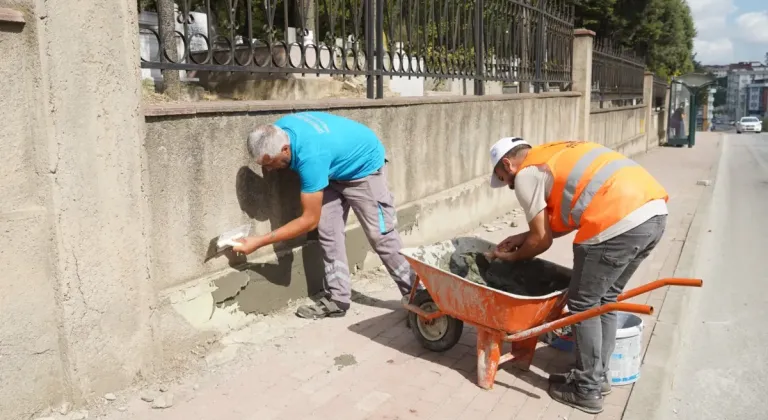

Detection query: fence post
(366, 0), (375, 99)
(643, 72), (654, 150)
(533, 0), (546, 93)
(661, 85), (670, 144)
(375, 0), (384, 98)
(572, 28), (595, 141)
(474, 0), (485, 95)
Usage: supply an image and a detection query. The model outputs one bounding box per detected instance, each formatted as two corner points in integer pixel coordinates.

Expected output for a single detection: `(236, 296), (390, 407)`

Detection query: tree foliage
(574, 0), (696, 78)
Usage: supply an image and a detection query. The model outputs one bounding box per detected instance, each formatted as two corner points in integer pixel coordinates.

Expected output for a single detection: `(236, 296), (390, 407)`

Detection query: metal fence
(591, 38), (645, 105)
(138, 0), (574, 98)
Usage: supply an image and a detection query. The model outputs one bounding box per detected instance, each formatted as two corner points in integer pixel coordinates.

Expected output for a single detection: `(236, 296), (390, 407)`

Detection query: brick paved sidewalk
(88, 138), (719, 420)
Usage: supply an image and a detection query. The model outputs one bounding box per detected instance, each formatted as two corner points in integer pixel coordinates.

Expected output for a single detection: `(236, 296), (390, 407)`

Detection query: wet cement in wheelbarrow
(439, 252), (571, 297)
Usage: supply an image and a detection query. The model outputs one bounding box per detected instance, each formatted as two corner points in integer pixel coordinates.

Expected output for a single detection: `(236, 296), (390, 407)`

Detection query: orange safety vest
(518, 141), (668, 243)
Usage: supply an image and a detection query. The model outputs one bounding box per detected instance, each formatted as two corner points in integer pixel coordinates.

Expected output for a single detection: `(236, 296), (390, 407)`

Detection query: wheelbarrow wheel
(408, 290), (463, 352)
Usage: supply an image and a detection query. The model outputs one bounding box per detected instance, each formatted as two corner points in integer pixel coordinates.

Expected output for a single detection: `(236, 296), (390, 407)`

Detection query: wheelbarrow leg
(476, 328), (504, 390)
(509, 336), (538, 371)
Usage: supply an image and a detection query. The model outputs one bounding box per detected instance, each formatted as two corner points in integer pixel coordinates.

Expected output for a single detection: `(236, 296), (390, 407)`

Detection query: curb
(623, 136), (723, 420)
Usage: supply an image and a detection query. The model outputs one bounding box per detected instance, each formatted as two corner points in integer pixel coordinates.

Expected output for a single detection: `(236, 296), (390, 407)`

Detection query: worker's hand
(490, 248), (516, 262)
(497, 232), (526, 253)
(232, 236), (266, 256)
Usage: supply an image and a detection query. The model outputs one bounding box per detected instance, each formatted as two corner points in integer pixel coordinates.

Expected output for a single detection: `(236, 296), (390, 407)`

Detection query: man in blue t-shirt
(233, 112), (417, 318)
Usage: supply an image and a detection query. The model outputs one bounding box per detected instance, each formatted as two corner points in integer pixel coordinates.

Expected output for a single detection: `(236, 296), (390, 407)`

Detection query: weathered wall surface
(39, 0), (156, 405)
(590, 105), (648, 156)
(0, 0), (155, 418)
(0, 2), (67, 417)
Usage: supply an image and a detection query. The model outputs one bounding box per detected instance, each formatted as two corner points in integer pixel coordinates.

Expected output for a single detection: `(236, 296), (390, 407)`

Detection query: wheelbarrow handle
(504, 302), (653, 343)
(618, 278), (703, 302)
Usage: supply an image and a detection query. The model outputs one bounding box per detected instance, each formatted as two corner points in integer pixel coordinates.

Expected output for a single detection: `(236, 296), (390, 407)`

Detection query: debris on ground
(104, 393), (116, 401)
(58, 402), (71, 415)
(151, 393), (174, 409)
(139, 390), (155, 403)
(70, 411), (89, 420)
(696, 179), (712, 186)
(333, 354), (357, 370)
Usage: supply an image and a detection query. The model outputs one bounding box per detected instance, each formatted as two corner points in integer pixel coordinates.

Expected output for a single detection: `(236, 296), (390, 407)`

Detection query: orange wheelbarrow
(399, 237), (703, 390)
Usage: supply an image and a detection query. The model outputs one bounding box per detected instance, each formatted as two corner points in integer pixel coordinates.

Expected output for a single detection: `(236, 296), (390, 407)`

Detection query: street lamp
(667, 73), (717, 148)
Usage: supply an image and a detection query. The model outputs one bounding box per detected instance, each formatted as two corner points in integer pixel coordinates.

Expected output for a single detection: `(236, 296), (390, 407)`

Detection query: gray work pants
(568, 215), (667, 392)
(318, 164), (415, 304)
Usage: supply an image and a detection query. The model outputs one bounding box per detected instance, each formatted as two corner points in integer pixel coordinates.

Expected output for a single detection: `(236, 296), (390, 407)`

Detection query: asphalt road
(664, 132), (768, 420)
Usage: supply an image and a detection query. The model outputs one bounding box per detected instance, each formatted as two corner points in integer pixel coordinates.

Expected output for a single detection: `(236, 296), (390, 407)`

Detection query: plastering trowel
(204, 224), (251, 262)
(216, 224), (252, 250)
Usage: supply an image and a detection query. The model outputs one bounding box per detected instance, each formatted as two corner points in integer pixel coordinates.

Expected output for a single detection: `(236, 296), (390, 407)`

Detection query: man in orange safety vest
(488, 138), (668, 414)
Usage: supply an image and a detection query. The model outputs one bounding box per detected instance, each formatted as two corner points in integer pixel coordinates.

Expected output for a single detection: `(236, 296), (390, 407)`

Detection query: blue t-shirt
(275, 112), (386, 193)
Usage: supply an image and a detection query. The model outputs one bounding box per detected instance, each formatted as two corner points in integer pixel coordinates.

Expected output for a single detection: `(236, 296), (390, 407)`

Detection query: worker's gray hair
(246, 125), (289, 164)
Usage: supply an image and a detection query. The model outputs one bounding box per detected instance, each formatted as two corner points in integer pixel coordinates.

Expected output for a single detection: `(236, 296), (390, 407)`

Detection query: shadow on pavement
(345, 297), (577, 397)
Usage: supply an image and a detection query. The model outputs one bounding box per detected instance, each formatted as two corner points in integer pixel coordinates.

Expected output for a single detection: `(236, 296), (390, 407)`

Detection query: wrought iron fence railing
(591, 38), (645, 105)
(138, 0), (574, 98)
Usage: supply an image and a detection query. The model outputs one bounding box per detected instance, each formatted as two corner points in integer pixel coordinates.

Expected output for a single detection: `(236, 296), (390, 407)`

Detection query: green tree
(574, 0), (695, 78)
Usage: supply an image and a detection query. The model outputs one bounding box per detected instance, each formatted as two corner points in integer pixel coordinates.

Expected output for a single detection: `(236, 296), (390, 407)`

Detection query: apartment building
(726, 62), (768, 120)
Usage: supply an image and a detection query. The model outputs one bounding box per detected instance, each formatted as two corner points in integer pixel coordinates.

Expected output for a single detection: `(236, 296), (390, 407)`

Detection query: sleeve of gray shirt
(514, 166), (552, 223)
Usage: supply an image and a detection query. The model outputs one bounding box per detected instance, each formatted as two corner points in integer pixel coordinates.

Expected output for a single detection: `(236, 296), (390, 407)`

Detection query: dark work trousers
(568, 215), (667, 392)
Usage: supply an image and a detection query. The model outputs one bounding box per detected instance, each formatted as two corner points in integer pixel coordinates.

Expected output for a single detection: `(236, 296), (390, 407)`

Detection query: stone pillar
(643, 72), (654, 151)
(0, 5), (69, 418)
(572, 29), (595, 141)
(38, 0), (155, 405)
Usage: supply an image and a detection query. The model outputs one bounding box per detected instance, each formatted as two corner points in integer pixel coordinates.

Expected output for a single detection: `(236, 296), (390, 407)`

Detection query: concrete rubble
(151, 393), (174, 410)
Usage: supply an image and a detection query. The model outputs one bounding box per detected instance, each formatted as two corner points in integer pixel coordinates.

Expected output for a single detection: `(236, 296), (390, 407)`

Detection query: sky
(689, 0), (768, 65)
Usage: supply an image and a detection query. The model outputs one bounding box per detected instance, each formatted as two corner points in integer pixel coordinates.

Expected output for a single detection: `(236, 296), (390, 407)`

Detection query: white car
(736, 116), (763, 134)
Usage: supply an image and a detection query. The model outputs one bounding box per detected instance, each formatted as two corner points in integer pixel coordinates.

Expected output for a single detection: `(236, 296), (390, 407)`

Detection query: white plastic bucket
(608, 312), (644, 385)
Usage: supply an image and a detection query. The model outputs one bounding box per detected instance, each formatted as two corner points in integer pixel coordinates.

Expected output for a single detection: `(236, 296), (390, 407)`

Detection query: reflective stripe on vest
(517, 140), (668, 243)
(560, 146), (639, 227)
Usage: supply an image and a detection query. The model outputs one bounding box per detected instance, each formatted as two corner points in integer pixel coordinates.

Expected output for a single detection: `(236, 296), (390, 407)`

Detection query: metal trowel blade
(215, 224), (252, 251)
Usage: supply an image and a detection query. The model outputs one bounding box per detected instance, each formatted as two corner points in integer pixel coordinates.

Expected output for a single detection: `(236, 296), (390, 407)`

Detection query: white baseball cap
(489, 137), (529, 188)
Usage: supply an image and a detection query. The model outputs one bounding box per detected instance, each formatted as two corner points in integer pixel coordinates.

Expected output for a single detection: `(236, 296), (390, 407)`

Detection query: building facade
(746, 79), (768, 118)
(725, 63), (768, 120)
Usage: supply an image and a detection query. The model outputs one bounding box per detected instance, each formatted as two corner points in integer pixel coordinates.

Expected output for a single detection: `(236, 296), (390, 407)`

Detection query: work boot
(548, 382), (603, 414)
(295, 297), (348, 319)
(548, 371), (612, 395)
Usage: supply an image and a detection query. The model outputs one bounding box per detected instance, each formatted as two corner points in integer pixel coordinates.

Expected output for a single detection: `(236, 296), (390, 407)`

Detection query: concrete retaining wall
(590, 105), (650, 156)
(0, 5), (67, 416)
(143, 93), (580, 294)
(1, 1), (155, 418)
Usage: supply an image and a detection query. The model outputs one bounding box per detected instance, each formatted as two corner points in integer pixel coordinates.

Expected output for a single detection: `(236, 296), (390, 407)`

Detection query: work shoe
(548, 382), (604, 414)
(295, 297), (348, 319)
(548, 371), (612, 396)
